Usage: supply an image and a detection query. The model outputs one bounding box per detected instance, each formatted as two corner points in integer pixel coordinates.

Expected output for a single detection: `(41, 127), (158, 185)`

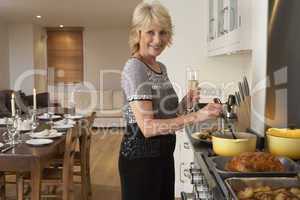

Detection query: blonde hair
(129, 2), (173, 55)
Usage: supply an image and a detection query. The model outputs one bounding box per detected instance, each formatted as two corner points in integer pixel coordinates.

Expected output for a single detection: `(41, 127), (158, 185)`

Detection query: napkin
(54, 119), (76, 125)
(32, 129), (58, 137)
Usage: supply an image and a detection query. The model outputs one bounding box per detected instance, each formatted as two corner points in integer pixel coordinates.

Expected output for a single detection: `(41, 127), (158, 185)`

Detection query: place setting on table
(0, 88), (80, 152)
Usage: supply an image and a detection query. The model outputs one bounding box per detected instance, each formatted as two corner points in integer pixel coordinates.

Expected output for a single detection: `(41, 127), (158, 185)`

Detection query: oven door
(181, 192), (195, 200)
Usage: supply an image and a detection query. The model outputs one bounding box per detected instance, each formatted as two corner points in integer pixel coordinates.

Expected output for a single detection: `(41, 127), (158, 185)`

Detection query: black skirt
(118, 123), (176, 200)
(119, 154), (175, 200)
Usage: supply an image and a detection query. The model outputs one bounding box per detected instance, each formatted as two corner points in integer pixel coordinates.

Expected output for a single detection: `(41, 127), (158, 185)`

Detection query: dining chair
(77, 111), (96, 200)
(18, 125), (78, 200)
(51, 111), (96, 200)
(0, 172), (5, 200)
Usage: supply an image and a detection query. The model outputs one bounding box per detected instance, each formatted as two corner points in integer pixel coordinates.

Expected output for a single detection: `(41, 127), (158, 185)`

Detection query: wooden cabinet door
(47, 30), (83, 84)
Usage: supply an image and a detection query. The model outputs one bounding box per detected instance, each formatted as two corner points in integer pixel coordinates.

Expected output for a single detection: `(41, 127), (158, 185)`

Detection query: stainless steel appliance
(266, 0), (300, 128)
(180, 162), (214, 200)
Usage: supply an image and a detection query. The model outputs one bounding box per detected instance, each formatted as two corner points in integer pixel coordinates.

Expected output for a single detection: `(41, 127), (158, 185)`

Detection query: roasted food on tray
(226, 152), (285, 172)
(237, 185), (300, 199)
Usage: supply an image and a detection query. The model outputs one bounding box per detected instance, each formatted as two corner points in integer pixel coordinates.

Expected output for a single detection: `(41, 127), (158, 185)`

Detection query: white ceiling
(0, 0), (141, 28)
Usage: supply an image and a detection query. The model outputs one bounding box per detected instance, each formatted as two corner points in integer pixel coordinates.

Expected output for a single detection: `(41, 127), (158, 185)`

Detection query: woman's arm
(130, 100), (221, 138)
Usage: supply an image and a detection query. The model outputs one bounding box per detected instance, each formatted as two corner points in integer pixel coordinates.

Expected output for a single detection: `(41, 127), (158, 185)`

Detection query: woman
(119, 2), (222, 200)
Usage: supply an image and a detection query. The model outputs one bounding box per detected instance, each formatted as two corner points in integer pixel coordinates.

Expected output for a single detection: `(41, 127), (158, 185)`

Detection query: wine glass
(30, 120), (39, 135)
(187, 69), (200, 112)
(6, 117), (19, 146)
(29, 110), (39, 137)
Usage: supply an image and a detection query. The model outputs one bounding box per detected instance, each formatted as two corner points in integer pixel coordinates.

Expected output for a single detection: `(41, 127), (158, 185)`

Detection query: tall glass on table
(29, 109), (39, 138)
(6, 117), (19, 146)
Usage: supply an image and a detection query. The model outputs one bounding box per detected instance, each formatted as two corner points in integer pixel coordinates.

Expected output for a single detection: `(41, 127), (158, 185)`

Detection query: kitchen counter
(185, 124), (229, 199)
(184, 122), (290, 200)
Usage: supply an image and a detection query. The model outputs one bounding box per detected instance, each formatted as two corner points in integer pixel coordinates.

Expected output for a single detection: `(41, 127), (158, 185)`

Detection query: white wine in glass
(187, 69), (200, 112)
(187, 69), (200, 90)
(188, 80), (199, 90)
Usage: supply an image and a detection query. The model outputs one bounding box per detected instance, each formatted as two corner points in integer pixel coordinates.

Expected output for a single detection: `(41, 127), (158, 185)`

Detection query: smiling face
(138, 23), (170, 59)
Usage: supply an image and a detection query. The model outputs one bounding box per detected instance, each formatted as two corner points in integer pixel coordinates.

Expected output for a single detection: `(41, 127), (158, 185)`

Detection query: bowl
(212, 132), (257, 156)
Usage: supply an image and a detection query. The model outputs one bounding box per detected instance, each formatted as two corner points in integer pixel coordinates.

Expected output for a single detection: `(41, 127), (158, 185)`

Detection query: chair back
(78, 112), (96, 178)
(80, 112), (96, 154)
(63, 125), (78, 200)
(85, 111), (96, 162)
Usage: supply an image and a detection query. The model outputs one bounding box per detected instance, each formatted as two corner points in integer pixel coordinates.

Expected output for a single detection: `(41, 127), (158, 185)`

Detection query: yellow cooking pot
(267, 128), (300, 159)
(212, 132), (257, 156)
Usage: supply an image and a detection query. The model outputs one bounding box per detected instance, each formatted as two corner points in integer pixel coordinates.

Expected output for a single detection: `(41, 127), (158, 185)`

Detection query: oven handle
(181, 192), (188, 200)
(181, 192), (195, 200)
(179, 162), (184, 183)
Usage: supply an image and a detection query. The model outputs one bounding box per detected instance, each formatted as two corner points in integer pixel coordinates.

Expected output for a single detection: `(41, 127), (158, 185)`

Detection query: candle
(33, 88), (37, 110)
(11, 93), (15, 117)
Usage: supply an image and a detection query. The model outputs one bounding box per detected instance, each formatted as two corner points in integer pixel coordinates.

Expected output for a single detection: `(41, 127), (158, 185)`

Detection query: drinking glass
(30, 120), (39, 135)
(29, 109), (39, 136)
(6, 117), (19, 145)
(187, 69), (200, 112)
(187, 69), (200, 91)
(2, 131), (11, 144)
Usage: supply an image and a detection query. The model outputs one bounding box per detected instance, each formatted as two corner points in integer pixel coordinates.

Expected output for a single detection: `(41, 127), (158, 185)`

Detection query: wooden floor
(76, 128), (123, 200)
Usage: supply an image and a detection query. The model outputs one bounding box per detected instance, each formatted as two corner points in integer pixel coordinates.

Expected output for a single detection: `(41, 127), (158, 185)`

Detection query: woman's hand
(194, 102), (222, 122)
(177, 88), (200, 115)
(185, 88), (200, 109)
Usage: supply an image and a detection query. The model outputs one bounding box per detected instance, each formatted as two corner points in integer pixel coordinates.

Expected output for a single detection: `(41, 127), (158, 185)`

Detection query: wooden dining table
(0, 107), (74, 200)
(0, 128), (65, 200)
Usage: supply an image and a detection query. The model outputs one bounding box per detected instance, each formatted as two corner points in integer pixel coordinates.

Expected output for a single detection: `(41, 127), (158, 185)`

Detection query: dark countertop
(184, 122), (271, 200)
(185, 124), (230, 199)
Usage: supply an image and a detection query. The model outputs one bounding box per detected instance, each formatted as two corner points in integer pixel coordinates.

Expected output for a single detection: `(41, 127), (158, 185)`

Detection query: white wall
(8, 24), (35, 94)
(83, 28), (130, 91)
(147, 0), (252, 101)
(0, 20), (10, 90)
(144, 0), (268, 135)
(250, 0), (268, 135)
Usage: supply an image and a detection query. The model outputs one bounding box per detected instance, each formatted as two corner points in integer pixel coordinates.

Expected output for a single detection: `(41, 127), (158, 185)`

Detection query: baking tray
(210, 156), (300, 179)
(225, 177), (300, 200)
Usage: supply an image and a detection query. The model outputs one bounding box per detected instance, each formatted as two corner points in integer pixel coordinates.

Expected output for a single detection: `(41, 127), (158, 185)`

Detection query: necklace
(133, 55), (162, 74)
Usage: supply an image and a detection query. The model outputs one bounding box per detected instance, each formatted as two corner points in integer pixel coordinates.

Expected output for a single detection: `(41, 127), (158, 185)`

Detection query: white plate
(17, 128), (31, 132)
(54, 119), (76, 125)
(0, 120), (6, 125)
(26, 139), (53, 146)
(52, 124), (74, 129)
(0, 118), (9, 125)
(0, 143), (3, 148)
(38, 114), (61, 120)
(64, 114), (84, 120)
(30, 130), (63, 139)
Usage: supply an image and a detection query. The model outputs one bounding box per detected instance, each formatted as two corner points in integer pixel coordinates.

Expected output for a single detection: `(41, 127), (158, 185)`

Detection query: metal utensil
(228, 125), (237, 139)
(243, 76), (250, 96)
(236, 92), (241, 105)
(213, 98), (225, 131)
(1, 145), (14, 153)
(234, 92), (240, 106)
(238, 82), (245, 101)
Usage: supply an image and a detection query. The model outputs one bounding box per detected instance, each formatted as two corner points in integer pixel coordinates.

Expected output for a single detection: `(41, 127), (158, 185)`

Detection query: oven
(180, 162), (213, 200)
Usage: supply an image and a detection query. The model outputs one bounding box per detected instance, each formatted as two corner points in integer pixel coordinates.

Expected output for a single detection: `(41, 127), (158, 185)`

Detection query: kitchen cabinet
(207, 0), (252, 56)
(174, 129), (194, 197)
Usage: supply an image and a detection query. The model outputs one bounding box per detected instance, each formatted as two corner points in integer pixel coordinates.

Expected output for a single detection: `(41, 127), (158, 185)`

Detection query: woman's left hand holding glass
(185, 88), (200, 110)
